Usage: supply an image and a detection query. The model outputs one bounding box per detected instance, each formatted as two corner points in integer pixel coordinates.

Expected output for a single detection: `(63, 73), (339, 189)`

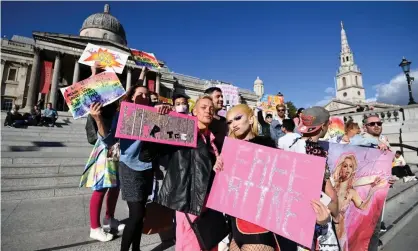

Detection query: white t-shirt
(394, 155), (406, 166)
(287, 137), (306, 154)
(278, 132), (301, 150)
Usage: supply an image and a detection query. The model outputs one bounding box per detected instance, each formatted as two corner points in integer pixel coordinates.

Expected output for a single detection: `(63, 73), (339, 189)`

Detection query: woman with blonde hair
(223, 104), (329, 251)
(332, 154), (386, 251)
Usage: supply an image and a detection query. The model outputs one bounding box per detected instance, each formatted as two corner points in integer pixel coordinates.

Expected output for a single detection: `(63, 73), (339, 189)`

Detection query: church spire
(340, 21), (351, 54)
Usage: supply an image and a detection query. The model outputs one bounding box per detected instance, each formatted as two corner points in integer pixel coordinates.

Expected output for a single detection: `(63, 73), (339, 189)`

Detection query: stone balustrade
(338, 104), (418, 127)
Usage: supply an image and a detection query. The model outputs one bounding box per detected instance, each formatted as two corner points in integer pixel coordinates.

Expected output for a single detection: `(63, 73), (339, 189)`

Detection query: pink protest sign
(115, 102), (198, 147)
(207, 137), (326, 248)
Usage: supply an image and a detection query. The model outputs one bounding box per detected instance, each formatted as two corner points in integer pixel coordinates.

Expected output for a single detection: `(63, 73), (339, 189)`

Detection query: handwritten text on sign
(115, 102), (198, 147)
(207, 138), (326, 248)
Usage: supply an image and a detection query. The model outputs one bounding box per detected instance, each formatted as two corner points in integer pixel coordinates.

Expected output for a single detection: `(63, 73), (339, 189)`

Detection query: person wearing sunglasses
(269, 104), (288, 146)
(348, 115), (389, 152)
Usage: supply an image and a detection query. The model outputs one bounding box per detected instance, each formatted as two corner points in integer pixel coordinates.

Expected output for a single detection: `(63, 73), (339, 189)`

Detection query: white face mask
(175, 104), (188, 114)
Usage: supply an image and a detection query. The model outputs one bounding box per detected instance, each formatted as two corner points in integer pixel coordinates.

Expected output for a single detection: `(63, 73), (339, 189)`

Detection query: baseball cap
(298, 106), (330, 134)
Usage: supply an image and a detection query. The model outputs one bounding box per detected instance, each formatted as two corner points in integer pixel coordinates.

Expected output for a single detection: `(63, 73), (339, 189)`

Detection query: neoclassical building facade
(1, 4), (258, 112)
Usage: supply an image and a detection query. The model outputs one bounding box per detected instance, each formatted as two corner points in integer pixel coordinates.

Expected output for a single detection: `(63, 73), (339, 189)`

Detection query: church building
(324, 22), (398, 115)
(1, 4), (258, 112)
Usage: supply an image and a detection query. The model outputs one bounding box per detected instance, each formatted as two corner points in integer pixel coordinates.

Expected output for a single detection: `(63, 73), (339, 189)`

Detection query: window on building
(7, 68), (17, 81)
(355, 76), (358, 86)
(1, 98), (14, 111)
(343, 92), (347, 97)
(343, 57), (345, 62)
(358, 91), (361, 96)
(342, 77), (347, 87)
(346, 56), (349, 62)
(103, 33), (108, 39)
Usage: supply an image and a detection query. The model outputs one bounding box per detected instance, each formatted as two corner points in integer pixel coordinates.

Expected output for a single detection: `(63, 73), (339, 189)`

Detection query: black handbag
(185, 209), (230, 251)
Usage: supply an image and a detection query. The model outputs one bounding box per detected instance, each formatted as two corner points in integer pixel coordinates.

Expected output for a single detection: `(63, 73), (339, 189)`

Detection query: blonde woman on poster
(332, 153), (387, 251)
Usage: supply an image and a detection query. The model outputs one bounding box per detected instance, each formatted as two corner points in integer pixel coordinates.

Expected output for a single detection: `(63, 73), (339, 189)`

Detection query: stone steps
(380, 165), (418, 247)
(1, 164), (81, 175)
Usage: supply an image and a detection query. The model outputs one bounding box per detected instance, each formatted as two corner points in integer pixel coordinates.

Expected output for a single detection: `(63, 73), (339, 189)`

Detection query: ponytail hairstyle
(226, 104), (259, 139)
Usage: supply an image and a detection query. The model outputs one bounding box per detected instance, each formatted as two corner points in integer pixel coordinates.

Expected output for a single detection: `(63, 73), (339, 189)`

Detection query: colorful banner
(39, 61), (53, 94)
(320, 142), (393, 251)
(324, 116), (345, 140)
(131, 49), (161, 71)
(259, 94), (285, 113)
(207, 138), (326, 248)
(60, 71), (126, 119)
(216, 84), (239, 107)
(78, 43), (129, 74)
(115, 102), (198, 147)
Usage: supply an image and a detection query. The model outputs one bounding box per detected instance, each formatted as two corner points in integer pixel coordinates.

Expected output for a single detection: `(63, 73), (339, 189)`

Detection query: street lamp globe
(399, 57), (411, 74)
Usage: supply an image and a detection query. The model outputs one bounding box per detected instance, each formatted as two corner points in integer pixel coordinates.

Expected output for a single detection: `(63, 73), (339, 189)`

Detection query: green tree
(286, 101), (297, 118)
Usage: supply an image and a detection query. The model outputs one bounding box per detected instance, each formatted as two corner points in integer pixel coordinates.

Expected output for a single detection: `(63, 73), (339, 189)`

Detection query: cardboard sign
(216, 84), (240, 107)
(320, 142), (393, 251)
(207, 138), (326, 248)
(258, 94), (285, 113)
(115, 102), (198, 147)
(78, 43), (129, 74)
(60, 71), (125, 119)
(131, 49), (161, 71)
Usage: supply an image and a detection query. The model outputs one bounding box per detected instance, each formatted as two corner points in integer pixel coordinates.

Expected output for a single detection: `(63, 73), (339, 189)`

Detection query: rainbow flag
(60, 71), (125, 119)
(327, 116), (345, 139)
(131, 49), (161, 71)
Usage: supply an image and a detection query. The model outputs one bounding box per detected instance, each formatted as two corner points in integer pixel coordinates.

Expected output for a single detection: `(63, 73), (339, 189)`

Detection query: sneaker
(380, 222), (387, 233)
(103, 217), (125, 233)
(90, 228), (113, 242)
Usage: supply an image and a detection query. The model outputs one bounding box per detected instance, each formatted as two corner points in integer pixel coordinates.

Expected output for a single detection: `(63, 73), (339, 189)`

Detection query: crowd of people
(5, 61), (415, 251)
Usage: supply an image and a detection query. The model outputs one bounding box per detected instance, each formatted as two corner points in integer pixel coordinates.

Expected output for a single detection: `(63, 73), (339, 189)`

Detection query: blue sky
(2, 2), (418, 108)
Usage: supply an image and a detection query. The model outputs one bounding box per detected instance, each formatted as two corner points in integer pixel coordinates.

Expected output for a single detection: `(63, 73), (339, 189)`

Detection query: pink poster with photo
(207, 137), (326, 248)
(115, 102), (198, 147)
(321, 142), (393, 251)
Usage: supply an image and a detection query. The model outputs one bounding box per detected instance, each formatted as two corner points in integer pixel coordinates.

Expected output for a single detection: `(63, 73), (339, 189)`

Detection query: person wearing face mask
(89, 65), (172, 251)
(150, 92), (159, 107)
(172, 94), (190, 114)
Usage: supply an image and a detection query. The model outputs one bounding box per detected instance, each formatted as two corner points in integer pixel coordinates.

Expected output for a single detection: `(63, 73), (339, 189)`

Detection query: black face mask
(150, 102), (158, 107)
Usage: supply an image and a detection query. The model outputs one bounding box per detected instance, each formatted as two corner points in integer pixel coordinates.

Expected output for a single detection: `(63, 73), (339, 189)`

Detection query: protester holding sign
(222, 104), (331, 251)
(141, 96), (227, 251)
(89, 67), (172, 251)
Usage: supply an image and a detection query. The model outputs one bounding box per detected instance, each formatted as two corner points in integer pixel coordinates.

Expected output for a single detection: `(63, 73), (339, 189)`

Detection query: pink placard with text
(115, 102), (198, 147)
(207, 137), (326, 248)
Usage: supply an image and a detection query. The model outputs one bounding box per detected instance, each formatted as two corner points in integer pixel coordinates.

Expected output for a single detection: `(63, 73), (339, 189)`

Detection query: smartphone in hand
(320, 192), (332, 207)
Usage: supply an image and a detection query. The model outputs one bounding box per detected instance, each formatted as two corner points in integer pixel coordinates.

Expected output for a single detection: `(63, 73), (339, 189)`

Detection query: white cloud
(373, 69), (418, 105)
(325, 87), (335, 94)
(315, 87), (335, 106)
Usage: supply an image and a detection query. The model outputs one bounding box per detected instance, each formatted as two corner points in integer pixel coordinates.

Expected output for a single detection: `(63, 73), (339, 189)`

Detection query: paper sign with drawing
(60, 71), (126, 119)
(207, 138), (326, 248)
(115, 102), (198, 147)
(78, 43), (129, 74)
(320, 142), (393, 251)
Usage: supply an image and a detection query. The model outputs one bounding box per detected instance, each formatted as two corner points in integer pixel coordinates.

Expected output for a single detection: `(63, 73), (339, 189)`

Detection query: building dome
(254, 76), (263, 85)
(80, 4), (127, 45)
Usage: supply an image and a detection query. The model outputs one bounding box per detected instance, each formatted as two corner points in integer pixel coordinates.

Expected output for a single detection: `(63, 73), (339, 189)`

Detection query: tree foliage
(286, 101), (297, 118)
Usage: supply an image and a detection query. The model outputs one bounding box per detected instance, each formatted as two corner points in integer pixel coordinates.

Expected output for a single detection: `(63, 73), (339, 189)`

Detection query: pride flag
(131, 49), (160, 71)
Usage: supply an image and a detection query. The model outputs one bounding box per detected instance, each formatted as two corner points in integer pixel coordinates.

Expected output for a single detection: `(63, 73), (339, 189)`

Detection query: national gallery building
(0, 4), (258, 112)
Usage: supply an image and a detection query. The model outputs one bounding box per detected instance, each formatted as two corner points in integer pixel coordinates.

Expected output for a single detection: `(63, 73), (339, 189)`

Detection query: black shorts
(119, 162), (153, 202)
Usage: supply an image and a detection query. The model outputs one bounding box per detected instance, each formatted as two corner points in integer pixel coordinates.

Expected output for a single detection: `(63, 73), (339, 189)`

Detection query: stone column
(126, 67), (132, 90)
(1, 59), (5, 82)
(155, 73), (161, 94)
(24, 48), (41, 111)
(49, 53), (62, 108)
(143, 76), (147, 87)
(72, 58), (80, 84)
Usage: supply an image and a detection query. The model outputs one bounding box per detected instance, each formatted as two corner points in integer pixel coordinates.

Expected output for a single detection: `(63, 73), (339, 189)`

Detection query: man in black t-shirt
(204, 87), (228, 153)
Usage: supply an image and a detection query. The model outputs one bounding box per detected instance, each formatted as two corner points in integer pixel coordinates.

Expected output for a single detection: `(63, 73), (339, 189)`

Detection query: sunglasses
(366, 122), (383, 127)
(277, 109), (285, 112)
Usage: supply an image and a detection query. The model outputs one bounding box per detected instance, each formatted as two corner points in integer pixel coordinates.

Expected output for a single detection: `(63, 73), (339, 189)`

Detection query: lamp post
(399, 57), (416, 105)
